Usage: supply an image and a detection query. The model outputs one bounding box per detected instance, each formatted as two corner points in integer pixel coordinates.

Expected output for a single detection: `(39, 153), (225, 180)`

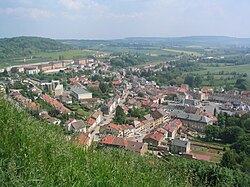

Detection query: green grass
(187, 63), (250, 88)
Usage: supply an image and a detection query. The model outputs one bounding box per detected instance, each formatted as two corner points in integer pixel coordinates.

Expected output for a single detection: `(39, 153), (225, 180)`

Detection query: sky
(0, 0), (250, 39)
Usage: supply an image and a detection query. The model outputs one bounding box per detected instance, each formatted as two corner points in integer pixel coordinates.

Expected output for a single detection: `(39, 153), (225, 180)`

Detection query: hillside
(0, 96), (249, 187)
(0, 36), (72, 59)
(61, 36), (250, 49)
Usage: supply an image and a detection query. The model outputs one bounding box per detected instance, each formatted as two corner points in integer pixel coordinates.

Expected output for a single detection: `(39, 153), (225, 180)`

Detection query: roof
(101, 136), (126, 147)
(108, 123), (134, 131)
(143, 132), (164, 142)
(78, 133), (90, 146)
(163, 124), (178, 133)
(155, 128), (167, 135)
(91, 111), (102, 119)
(71, 120), (86, 130)
(150, 110), (164, 120)
(170, 119), (182, 127)
(87, 118), (96, 125)
(126, 141), (144, 153)
(71, 86), (91, 95)
(101, 136), (144, 153)
(170, 110), (212, 124)
(55, 84), (63, 90)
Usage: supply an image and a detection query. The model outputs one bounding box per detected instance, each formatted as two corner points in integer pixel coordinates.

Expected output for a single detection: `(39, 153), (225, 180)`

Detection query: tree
(184, 75), (194, 87)
(114, 105), (127, 125)
(194, 76), (202, 87)
(221, 126), (244, 144)
(205, 125), (220, 141)
(213, 108), (217, 117)
(235, 78), (247, 90)
(221, 150), (237, 169)
(99, 82), (108, 93)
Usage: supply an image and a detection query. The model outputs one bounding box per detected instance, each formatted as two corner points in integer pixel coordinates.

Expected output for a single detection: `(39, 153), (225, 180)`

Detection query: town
(1, 52), (250, 164)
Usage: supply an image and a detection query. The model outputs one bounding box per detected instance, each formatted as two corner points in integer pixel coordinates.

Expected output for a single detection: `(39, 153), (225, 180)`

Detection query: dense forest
(0, 96), (250, 186)
(0, 36), (72, 59)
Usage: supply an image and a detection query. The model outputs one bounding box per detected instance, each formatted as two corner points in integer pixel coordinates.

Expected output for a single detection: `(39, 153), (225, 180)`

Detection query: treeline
(0, 97), (250, 186)
(205, 112), (250, 175)
(0, 36), (71, 59)
(139, 62), (204, 87)
(110, 54), (147, 67)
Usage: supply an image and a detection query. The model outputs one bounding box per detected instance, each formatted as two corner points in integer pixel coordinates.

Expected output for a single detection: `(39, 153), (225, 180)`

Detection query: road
(89, 82), (132, 142)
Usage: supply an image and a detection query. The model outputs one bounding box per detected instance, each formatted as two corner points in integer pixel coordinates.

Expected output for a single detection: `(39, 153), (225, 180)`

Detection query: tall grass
(0, 96), (249, 186)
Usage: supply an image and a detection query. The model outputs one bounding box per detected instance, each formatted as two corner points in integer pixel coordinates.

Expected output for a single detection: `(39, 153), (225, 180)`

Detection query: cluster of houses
(6, 55), (250, 161)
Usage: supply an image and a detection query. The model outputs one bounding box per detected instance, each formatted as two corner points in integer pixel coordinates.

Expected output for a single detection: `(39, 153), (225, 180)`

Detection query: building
(65, 118), (87, 133)
(143, 132), (165, 147)
(54, 84), (64, 97)
(38, 64), (52, 72)
(171, 137), (191, 154)
(100, 123), (134, 137)
(101, 136), (148, 155)
(24, 66), (40, 74)
(170, 110), (213, 132)
(91, 111), (103, 125)
(71, 85), (92, 100)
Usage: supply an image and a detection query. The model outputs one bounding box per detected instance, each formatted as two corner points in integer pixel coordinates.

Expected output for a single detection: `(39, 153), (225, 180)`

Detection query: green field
(188, 63), (250, 88)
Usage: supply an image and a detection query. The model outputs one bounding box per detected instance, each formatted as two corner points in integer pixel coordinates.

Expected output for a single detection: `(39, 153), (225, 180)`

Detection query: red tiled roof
(112, 81), (121, 85)
(156, 128), (167, 135)
(170, 119), (182, 127)
(87, 118), (96, 125)
(163, 125), (177, 133)
(178, 88), (188, 93)
(144, 132), (164, 142)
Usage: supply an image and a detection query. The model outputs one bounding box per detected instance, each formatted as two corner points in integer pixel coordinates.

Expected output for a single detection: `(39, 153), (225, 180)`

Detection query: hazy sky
(0, 0), (249, 39)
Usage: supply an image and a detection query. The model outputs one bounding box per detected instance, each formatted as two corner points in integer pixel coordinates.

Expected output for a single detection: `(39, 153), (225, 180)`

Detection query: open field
(162, 48), (202, 56)
(184, 63), (250, 89)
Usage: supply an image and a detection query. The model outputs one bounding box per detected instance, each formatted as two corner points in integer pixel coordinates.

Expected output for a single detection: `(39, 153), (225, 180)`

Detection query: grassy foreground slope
(0, 97), (249, 187)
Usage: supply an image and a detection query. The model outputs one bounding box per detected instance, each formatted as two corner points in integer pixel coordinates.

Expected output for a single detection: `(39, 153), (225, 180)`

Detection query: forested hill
(0, 36), (72, 59)
(0, 97), (250, 186)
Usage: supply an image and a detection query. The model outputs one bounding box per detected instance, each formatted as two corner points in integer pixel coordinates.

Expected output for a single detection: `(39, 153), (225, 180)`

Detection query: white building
(71, 85), (92, 100)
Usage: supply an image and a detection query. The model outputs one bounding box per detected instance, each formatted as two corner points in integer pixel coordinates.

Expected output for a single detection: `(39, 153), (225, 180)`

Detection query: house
(91, 111), (103, 125)
(87, 118), (97, 127)
(65, 119), (87, 133)
(100, 123), (134, 137)
(101, 136), (148, 155)
(41, 94), (71, 115)
(47, 117), (61, 125)
(143, 132), (165, 147)
(150, 109), (170, 126)
(163, 124), (178, 139)
(71, 85), (92, 100)
(140, 114), (154, 128)
(155, 128), (168, 139)
(171, 137), (191, 154)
